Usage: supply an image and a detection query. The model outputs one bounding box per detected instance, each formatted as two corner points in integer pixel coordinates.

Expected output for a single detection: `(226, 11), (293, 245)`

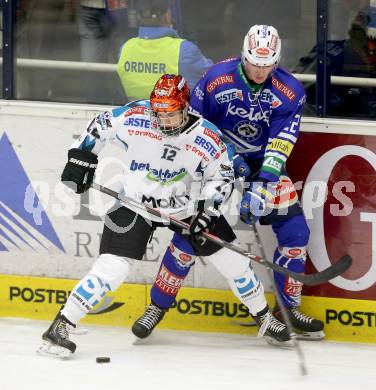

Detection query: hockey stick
(248, 217), (307, 375)
(91, 183), (352, 286)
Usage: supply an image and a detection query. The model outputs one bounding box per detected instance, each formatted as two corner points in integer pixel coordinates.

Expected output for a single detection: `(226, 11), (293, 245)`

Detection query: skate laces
(137, 304), (164, 330)
(257, 312), (285, 338)
(290, 308), (313, 324)
(53, 318), (69, 340)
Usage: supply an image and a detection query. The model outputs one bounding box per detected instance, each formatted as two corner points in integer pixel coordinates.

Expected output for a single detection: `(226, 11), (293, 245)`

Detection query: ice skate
(37, 313), (77, 359)
(273, 304), (325, 340)
(132, 303), (166, 340)
(252, 306), (294, 347)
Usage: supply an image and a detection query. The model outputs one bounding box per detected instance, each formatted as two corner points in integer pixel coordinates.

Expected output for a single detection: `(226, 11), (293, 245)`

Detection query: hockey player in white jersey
(38, 74), (291, 359)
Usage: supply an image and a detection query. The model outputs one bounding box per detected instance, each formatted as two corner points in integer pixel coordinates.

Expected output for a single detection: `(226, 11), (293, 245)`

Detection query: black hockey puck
(96, 356), (110, 363)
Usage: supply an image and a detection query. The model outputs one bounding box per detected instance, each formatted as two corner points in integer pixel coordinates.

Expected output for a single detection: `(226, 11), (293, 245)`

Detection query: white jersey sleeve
(71, 109), (122, 154)
(194, 120), (234, 206)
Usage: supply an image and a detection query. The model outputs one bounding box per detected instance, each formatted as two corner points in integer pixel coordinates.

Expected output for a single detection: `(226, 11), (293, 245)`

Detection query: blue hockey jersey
(189, 57), (306, 182)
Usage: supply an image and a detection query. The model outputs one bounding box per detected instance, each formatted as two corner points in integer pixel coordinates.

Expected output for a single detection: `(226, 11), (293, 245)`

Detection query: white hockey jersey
(72, 100), (234, 222)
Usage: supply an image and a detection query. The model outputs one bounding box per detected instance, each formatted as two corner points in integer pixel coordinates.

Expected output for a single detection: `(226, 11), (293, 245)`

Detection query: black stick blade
(298, 255), (352, 286)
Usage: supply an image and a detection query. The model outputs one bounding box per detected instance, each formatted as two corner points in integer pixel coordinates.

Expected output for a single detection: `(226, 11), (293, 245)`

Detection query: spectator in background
(294, 0), (376, 118)
(117, 0), (213, 101)
(78, 0), (130, 63)
(78, 0), (130, 104)
(79, 0), (113, 63)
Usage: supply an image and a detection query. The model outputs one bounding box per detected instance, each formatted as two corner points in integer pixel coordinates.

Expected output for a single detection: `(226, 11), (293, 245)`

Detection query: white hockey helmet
(242, 25), (281, 67)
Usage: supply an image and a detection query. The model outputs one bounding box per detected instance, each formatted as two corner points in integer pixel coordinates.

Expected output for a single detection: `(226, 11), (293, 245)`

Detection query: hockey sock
(273, 246), (306, 307)
(206, 246), (267, 316)
(61, 254), (133, 324)
(61, 274), (111, 324)
(150, 233), (196, 309)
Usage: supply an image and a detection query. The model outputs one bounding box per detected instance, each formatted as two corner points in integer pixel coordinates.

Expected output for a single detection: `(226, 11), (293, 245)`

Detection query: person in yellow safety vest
(117, 0), (213, 101)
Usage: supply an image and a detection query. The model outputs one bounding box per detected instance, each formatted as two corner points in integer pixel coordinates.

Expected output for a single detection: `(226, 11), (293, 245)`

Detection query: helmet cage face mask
(242, 24), (281, 67)
(150, 74), (190, 137)
(150, 106), (188, 137)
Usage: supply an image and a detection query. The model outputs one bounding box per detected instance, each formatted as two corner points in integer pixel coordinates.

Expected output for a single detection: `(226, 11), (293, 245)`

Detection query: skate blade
(132, 334), (153, 345)
(264, 336), (296, 349)
(133, 337), (145, 345)
(67, 324), (89, 335)
(36, 340), (73, 359)
(295, 330), (325, 341)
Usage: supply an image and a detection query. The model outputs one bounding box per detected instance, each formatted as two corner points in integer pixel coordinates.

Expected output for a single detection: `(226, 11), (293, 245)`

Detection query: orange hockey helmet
(150, 74), (190, 136)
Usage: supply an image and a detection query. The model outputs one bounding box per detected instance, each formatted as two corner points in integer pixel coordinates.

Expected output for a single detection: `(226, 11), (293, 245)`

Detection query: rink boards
(2, 102), (376, 345)
(1, 273), (376, 344)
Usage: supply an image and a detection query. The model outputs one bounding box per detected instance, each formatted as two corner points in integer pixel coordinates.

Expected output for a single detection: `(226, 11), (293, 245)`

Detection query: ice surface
(1, 317), (375, 390)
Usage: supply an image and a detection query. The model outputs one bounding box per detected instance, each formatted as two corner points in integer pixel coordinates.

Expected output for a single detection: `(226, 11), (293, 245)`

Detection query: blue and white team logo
(194, 85), (204, 101)
(234, 121), (262, 141)
(0, 133), (64, 252)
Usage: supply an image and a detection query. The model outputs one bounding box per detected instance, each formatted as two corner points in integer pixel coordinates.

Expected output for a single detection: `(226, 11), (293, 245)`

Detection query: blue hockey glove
(225, 143), (250, 178)
(233, 154), (251, 178)
(240, 181), (277, 224)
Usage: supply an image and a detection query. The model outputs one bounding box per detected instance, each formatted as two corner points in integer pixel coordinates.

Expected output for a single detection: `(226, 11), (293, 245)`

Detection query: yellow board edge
(1, 274), (375, 343)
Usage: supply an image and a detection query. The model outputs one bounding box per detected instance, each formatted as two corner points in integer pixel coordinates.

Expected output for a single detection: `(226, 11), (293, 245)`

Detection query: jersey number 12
(161, 147), (177, 161)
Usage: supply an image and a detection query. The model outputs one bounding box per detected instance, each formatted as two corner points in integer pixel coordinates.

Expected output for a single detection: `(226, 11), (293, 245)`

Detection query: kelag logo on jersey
(130, 160), (187, 185)
(124, 117), (151, 128)
(226, 103), (271, 123)
(0, 133), (64, 252)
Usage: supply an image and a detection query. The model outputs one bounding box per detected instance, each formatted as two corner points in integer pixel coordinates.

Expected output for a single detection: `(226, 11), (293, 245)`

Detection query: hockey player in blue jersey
(135, 25), (324, 340)
(189, 24), (324, 339)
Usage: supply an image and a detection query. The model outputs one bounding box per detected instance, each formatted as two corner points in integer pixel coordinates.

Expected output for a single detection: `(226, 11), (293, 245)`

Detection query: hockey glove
(61, 148), (98, 194)
(189, 200), (220, 246)
(233, 154), (251, 178)
(226, 143), (250, 178)
(240, 180), (277, 224)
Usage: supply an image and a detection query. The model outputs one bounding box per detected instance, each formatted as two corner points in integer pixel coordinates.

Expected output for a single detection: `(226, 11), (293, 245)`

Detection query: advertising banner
(2, 274), (375, 343)
(288, 132), (376, 300)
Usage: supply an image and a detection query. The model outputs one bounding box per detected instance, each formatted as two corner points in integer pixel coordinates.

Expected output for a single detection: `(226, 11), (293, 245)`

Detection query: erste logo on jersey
(259, 88), (283, 109)
(215, 88), (243, 104)
(194, 135), (221, 159)
(124, 117), (151, 128)
(206, 74), (234, 93)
